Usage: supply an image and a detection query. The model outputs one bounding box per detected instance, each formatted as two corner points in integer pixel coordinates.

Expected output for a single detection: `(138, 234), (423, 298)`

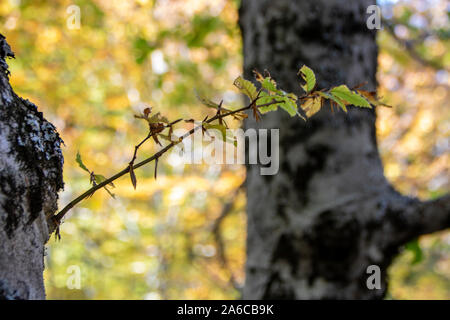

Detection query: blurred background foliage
(0, 0), (448, 299)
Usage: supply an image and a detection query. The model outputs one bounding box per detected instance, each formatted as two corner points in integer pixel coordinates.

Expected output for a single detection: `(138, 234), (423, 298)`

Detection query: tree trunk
(240, 0), (450, 299)
(0, 34), (63, 299)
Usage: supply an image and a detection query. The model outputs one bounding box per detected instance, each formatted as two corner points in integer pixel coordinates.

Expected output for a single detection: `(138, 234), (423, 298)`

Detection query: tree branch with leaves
(50, 65), (390, 238)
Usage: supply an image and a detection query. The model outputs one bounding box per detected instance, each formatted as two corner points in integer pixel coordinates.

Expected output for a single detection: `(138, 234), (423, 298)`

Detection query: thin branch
(211, 182), (245, 291)
(53, 65), (379, 233)
(51, 98), (282, 232)
(130, 118), (182, 167)
(129, 133), (151, 166)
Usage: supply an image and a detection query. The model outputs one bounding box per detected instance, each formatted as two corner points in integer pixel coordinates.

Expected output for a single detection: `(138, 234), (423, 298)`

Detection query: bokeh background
(0, 0), (448, 299)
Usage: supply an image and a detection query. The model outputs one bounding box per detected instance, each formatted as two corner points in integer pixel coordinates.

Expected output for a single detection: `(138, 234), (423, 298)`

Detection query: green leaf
(93, 174), (116, 198)
(257, 91), (278, 114)
(286, 92), (298, 101)
(330, 85), (371, 108)
(298, 65), (316, 93)
(94, 174), (115, 188)
(260, 77), (278, 93)
(279, 96), (298, 117)
(253, 70), (281, 94)
(405, 238), (423, 265)
(318, 91), (348, 112)
(94, 175), (115, 198)
(76, 152), (90, 173)
(233, 76), (258, 100)
(257, 89), (298, 116)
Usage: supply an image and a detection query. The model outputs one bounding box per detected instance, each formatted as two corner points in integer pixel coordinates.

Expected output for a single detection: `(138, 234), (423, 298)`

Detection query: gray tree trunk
(0, 34), (63, 299)
(240, 0), (450, 299)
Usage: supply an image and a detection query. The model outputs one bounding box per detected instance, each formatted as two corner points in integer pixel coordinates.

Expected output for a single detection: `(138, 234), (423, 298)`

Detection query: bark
(0, 34), (64, 299)
(240, 0), (449, 299)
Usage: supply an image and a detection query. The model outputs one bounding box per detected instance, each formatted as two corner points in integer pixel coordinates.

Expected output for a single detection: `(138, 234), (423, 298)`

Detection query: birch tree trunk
(0, 34), (64, 299)
(240, 0), (450, 299)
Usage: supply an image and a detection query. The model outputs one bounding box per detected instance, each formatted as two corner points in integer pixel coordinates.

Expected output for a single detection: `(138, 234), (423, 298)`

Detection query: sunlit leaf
(257, 91), (278, 114)
(233, 76), (258, 100)
(279, 95), (298, 117)
(298, 65), (316, 93)
(76, 152), (90, 174)
(330, 85), (371, 108)
(94, 174), (115, 188)
(318, 91), (348, 112)
(260, 77), (278, 93)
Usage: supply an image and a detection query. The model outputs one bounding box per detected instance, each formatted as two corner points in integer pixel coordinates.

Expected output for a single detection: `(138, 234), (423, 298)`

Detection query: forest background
(0, 0), (448, 299)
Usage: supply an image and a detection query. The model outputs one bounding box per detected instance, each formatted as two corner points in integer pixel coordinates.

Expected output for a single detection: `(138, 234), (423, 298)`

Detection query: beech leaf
(298, 65), (316, 93)
(76, 152), (90, 173)
(233, 76), (258, 100)
(330, 85), (371, 108)
(301, 95), (323, 118)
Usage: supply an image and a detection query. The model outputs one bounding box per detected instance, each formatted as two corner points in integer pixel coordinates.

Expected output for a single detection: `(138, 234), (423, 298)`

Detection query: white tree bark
(0, 34), (63, 299)
(240, 0), (449, 299)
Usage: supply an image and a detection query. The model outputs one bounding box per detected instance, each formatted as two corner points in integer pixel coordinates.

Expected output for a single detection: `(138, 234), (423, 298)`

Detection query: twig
(211, 182), (245, 291)
(52, 98), (282, 230)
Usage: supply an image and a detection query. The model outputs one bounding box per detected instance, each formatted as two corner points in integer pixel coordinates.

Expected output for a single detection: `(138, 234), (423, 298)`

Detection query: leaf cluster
(62, 65), (391, 229)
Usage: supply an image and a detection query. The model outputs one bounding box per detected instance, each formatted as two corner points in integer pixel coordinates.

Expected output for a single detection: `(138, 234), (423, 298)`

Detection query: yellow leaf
(301, 95), (323, 118)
